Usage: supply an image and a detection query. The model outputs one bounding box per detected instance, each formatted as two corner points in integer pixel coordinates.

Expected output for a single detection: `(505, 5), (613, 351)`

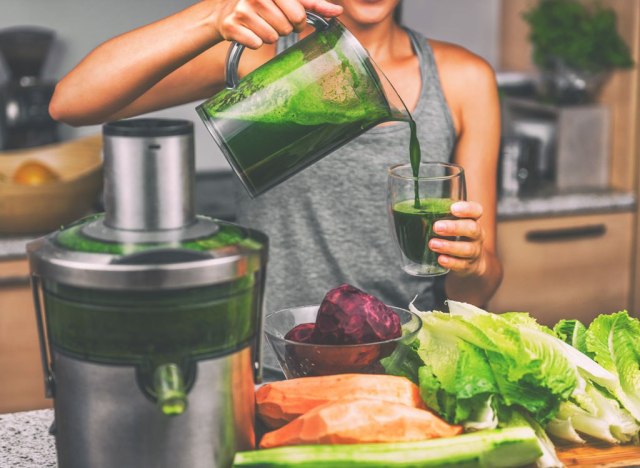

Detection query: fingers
(218, 0), (343, 49)
(451, 201), (483, 220)
(274, 0), (308, 32)
(429, 237), (482, 261)
(434, 218), (483, 240)
(299, 0), (343, 17)
(427, 200), (487, 275)
(437, 254), (478, 275)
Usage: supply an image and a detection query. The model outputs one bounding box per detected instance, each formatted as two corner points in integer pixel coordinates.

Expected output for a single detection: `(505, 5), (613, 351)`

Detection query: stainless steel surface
(103, 132), (195, 231)
(27, 232), (267, 290)
(31, 275), (54, 398)
(82, 216), (218, 244)
(25, 117), (269, 468)
(52, 347), (256, 468)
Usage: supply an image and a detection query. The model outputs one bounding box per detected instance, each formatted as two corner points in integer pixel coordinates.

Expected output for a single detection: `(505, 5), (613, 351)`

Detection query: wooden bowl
(0, 135), (103, 235)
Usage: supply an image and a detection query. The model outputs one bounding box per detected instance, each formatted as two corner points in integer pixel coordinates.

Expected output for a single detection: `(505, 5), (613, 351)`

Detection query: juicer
(27, 118), (268, 468)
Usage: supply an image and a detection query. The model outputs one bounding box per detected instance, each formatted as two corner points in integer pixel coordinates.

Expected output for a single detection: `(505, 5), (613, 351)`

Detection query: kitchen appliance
(498, 136), (541, 197)
(197, 12), (409, 197)
(503, 97), (610, 191)
(28, 118), (268, 468)
(0, 26), (59, 150)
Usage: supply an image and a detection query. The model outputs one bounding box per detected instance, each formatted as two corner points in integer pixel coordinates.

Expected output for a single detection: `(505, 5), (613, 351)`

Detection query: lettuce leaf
(554, 319), (589, 355)
(585, 311), (640, 421)
(446, 301), (577, 423)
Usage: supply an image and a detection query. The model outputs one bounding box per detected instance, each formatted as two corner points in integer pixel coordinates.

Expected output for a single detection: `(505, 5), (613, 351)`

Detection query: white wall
(0, 0), (501, 170)
(401, 0), (501, 67)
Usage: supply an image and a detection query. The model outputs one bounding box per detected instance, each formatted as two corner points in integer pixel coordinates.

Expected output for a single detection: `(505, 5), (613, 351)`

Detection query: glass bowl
(263, 305), (422, 379)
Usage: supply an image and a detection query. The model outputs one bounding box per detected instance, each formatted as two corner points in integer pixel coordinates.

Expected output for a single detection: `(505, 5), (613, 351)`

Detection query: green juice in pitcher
(210, 114), (387, 196)
(197, 17), (415, 197)
(392, 198), (454, 265)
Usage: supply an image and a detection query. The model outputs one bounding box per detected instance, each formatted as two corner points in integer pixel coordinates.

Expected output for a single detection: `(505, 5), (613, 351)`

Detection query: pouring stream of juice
(408, 118), (422, 209)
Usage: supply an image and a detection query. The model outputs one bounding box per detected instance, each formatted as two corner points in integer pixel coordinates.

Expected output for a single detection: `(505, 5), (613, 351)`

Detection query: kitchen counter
(4, 405), (640, 468)
(497, 188), (636, 221)
(1, 172), (636, 260)
(0, 367), (284, 467)
(0, 236), (36, 260)
(0, 409), (55, 467)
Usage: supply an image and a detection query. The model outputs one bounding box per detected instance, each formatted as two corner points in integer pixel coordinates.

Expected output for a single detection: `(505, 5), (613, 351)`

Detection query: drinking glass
(387, 162), (466, 276)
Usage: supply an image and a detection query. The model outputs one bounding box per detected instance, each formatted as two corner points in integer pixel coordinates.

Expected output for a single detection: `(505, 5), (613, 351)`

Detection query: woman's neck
(338, 16), (405, 63)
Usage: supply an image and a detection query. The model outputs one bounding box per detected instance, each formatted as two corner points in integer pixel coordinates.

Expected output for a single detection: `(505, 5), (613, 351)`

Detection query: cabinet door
(0, 259), (51, 413)
(488, 212), (633, 326)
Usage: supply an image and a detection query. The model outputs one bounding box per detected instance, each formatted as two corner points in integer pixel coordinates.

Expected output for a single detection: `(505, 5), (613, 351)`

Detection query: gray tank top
(235, 29), (456, 367)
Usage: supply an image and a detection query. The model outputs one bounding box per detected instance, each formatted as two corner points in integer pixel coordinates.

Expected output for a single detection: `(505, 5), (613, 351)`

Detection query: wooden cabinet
(488, 212), (634, 326)
(499, 0), (640, 311)
(0, 258), (51, 414)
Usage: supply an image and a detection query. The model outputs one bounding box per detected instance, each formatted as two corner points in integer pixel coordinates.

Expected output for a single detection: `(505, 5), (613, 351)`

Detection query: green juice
(197, 22), (406, 197)
(392, 198), (454, 265)
(408, 118), (422, 208)
(211, 117), (384, 196)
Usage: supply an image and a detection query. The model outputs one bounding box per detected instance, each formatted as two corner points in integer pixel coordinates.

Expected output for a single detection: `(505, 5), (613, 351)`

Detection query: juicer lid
(28, 117), (268, 290)
(27, 214), (268, 291)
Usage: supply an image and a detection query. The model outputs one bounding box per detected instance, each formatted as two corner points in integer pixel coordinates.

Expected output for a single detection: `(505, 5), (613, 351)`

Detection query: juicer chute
(28, 118), (268, 468)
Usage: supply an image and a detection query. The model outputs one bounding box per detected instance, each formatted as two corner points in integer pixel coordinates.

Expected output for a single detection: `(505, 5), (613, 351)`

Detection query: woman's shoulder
(427, 39), (496, 86)
(423, 39), (499, 134)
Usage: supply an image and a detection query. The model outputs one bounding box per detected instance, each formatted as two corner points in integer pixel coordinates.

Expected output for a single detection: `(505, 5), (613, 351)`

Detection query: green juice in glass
(392, 198), (454, 270)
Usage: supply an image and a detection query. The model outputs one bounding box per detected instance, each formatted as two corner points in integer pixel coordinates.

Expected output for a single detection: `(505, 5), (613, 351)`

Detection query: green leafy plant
(523, 0), (634, 73)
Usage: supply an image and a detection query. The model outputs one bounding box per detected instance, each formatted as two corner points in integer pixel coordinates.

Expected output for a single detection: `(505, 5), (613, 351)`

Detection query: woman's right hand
(211, 0), (343, 49)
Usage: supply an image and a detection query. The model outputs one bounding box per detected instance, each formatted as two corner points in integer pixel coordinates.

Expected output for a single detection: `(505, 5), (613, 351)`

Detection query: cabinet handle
(525, 224), (607, 243)
(0, 275), (30, 287)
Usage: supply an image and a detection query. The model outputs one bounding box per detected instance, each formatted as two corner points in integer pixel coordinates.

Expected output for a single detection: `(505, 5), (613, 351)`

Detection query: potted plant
(523, 0), (634, 104)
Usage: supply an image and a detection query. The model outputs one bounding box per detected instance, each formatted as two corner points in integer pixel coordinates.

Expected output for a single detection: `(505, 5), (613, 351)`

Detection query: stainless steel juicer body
(28, 119), (268, 468)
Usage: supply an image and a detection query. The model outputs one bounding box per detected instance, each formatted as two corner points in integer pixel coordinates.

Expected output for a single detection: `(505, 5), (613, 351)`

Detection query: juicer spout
(154, 363), (188, 416)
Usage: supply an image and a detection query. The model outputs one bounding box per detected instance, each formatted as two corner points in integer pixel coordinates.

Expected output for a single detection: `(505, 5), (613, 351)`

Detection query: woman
(50, 0), (503, 359)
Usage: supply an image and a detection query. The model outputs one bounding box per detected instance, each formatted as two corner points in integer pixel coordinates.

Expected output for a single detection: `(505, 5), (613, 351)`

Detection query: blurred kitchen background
(1, 0), (639, 413)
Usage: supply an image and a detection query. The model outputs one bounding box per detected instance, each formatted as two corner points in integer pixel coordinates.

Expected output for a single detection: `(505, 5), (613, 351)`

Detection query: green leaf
(586, 311), (640, 420)
(554, 319), (589, 355)
(446, 301), (577, 423)
(523, 0), (634, 72)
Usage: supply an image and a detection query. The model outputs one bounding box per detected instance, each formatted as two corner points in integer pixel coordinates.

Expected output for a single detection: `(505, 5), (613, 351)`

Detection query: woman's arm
(49, 0), (342, 126)
(428, 44), (503, 307)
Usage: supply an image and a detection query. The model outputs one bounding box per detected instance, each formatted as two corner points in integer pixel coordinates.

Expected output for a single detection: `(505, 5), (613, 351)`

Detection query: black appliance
(0, 26), (59, 150)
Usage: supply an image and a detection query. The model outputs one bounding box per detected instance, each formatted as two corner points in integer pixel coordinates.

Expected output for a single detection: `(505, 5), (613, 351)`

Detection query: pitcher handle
(225, 11), (330, 89)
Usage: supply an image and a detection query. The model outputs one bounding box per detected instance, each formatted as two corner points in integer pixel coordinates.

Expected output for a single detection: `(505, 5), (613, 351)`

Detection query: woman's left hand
(428, 201), (486, 277)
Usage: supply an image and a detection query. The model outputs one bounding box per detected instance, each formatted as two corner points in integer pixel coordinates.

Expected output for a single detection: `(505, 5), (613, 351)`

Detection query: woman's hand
(428, 201), (487, 277)
(212, 0), (343, 49)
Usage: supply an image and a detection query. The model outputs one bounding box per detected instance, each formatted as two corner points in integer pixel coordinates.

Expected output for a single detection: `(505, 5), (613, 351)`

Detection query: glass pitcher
(197, 13), (410, 198)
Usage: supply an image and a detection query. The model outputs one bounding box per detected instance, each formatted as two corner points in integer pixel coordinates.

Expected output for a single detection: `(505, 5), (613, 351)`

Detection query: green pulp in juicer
(54, 215), (263, 255)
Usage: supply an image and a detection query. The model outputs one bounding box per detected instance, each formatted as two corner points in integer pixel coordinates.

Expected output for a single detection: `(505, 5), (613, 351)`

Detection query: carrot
(256, 374), (425, 429)
(259, 398), (463, 449)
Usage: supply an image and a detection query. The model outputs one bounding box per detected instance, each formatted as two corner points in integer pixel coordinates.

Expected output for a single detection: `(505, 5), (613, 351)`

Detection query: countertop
(0, 368), (284, 467)
(497, 188), (636, 221)
(5, 403), (640, 467)
(1, 169), (636, 260)
(0, 409), (55, 468)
